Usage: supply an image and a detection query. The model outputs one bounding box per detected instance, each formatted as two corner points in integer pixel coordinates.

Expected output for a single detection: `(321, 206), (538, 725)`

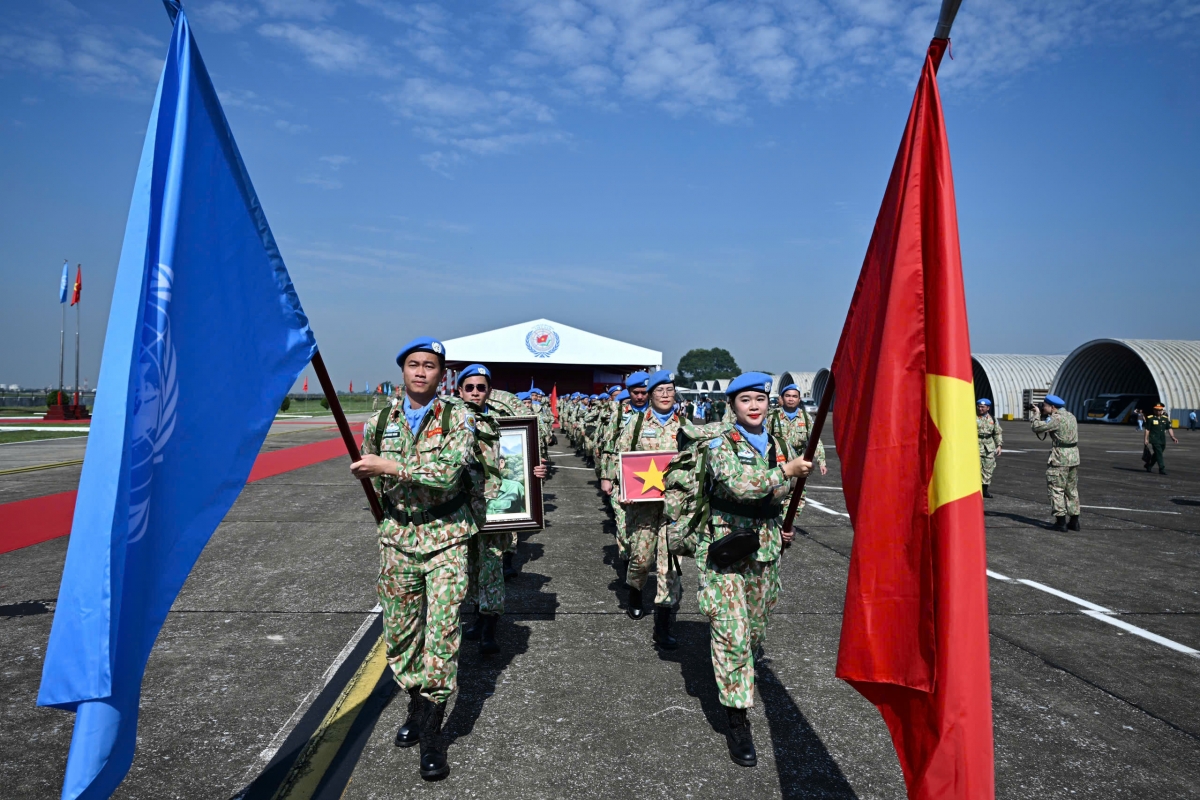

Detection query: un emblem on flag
(525, 324), (560, 358)
(128, 263), (180, 544)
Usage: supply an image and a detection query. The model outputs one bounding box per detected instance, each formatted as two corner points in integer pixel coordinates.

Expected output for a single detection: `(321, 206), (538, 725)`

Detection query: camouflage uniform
(766, 407), (825, 517)
(1031, 408), (1080, 517)
(698, 428), (795, 708)
(599, 399), (637, 559)
(977, 412), (1003, 486)
(609, 409), (683, 607)
(362, 396), (479, 703)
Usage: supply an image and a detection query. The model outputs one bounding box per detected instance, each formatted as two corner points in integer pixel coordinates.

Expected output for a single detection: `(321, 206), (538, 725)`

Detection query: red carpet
(0, 434), (362, 556)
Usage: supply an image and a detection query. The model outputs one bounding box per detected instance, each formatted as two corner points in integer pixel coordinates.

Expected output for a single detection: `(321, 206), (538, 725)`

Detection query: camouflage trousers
(980, 453), (997, 485)
(1046, 465), (1080, 517)
(378, 541), (468, 703)
(695, 538), (780, 709)
(467, 532), (508, 616)
(613, 494), (629, 561)
(624, 502), (682, 607)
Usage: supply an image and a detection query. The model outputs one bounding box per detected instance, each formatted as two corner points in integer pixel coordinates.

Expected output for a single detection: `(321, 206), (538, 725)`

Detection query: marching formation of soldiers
(350, 339), (816, 778)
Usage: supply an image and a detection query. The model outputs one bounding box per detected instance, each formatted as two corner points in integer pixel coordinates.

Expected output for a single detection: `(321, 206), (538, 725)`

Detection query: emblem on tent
(525, 324), (560, 358)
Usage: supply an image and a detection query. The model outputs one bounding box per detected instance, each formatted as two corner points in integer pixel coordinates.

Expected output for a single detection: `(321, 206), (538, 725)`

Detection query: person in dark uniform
(1144, 403), (1178, 475)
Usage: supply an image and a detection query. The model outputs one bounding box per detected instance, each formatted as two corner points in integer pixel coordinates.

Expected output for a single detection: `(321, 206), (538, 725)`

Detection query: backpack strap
(371, 407), (390, 455)
(631, 409), (645, 444)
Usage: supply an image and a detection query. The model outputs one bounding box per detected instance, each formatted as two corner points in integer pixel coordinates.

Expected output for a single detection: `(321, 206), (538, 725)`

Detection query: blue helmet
(725, 372), (773, 397)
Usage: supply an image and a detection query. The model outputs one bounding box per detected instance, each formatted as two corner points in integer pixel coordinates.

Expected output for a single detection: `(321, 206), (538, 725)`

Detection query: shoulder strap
(372, 407), (389, 454)
(631, 410), (644, 443)
(441, 400), (453, 433)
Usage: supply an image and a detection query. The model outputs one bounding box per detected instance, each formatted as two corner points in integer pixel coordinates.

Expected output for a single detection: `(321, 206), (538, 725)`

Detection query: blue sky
(2, 0), (1198, 391)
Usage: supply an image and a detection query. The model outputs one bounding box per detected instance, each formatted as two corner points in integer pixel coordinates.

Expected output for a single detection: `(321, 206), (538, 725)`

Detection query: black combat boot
(417, 696), (450, 781)
(462, 612), (482, 641)
(1067, 514), (1080, 531)
(394, 686), (423, 748)
(502, 551), (519, 580)
(626, 586), (645, 620)
(724, 707), (757, 767)
(1145, 463), (1153, 472)
(653, 607), (677, 650)
(480, 614), (500, 656)
(1052, 516), (1068, 532)
(982, 484), (992, 498)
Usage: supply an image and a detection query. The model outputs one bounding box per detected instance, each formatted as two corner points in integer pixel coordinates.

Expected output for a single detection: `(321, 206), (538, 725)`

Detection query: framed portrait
(618, 450), (678, 503)
(482, 415), (545, 532)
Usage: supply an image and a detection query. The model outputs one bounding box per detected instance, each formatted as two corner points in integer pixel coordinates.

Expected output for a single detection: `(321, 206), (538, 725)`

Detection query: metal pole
(74, 283), (80, 408)
(781, 372), (836, 535)
(310, 350), (384, 523)
(58, 302), (65, 399)
(933, 0), (963, 39)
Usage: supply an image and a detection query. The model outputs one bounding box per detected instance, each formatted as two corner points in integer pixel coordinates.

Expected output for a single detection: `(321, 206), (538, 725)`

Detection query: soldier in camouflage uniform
(601, 377), (649, 562)
(606, 370), (683, 644)
(1030, 394), (1080, 532)
(351, 337), (476, 781)
(976, 398), (1003, 498)
(766, 383), (826, 519)
(456, 367), (546, 655)
(695, 373), (811, 767)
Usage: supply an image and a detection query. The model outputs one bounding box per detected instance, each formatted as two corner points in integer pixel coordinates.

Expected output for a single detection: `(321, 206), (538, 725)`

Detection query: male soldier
(607, 370), (683, 644)
(456, 365), (547, 654)
(351, 337), (476, 781)
(976, 398), (1003, 498)
(1144, 403), (1178, 475)
(1029, 394), (1080, 532)
(766, 383), (826, 522)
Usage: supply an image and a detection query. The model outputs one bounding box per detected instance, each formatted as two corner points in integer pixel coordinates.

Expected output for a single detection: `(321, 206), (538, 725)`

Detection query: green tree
(676, 348), (740, 384)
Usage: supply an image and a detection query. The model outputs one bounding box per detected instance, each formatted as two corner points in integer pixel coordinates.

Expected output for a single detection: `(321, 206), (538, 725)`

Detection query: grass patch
(0, 430), (88, 444)
(286, 395), (387, 416)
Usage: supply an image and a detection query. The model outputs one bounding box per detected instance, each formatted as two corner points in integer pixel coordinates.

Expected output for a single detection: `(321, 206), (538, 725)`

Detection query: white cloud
(298, 174), (342, 189)
(319, 154), (354, 168)
(258, 22), (392, 75)
(259, 0), (337, 22)
(275, 119), (310, 134)
(195, 1), (260, 32)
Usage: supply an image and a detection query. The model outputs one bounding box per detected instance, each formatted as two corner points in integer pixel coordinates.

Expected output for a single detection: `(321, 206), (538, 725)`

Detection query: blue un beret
(615, 389), (630, 401)
(725, 372), (773, 398)
(457, 364), (490, 386)
(1044, 394), (1065, 407)
(397, 336), (445, 367)
(531, 387), (544, 396)
(977, 398), (992, 406)
(626, 371), (650, 389)
(648, 370), (674, 391)
(516, 391), (530, 400)
(607, 384), (623, 394)
(780, 383), (800, 394)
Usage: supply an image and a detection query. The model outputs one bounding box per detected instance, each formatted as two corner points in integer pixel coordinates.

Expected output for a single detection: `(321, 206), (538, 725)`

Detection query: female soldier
(698, 373), (811, 767)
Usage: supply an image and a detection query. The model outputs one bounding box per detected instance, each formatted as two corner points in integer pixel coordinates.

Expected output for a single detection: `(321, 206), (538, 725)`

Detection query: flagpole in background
(310, 351), (384, 523)
(58, 260), (68, 399)
(73, 264), (82, 410)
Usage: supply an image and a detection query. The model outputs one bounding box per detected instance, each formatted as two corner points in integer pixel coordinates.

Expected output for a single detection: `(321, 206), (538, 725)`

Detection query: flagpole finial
(933, 0), (963, 39)
(162, 0), (182, 25)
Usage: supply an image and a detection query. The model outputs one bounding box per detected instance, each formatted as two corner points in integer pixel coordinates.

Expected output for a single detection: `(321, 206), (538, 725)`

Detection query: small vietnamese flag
(349, 380), (353, 393)
(830, 35), (994, 800)
(70, 264), (82, 306)
(302, 376), (308, 392)
(618, 450), (677, 503)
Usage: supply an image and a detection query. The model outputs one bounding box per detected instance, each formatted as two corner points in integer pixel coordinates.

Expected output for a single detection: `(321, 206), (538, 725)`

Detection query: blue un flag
(37, 7), (317, 798)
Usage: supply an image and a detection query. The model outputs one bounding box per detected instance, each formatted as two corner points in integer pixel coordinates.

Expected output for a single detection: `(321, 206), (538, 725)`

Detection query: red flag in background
(550, 384), (558, 423)
(831, 37), (994, 800)
(349, 380), (353, 393)
(303, 376), (308, 392)
(70, 264), (82, 306)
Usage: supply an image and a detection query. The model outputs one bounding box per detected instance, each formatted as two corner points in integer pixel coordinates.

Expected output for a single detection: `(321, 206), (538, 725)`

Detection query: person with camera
(696, 373), (811, 767)
(1029, 394), (1080, 532)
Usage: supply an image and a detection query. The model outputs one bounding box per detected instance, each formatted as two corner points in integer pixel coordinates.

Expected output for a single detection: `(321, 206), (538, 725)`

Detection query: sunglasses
(461, 383), (489, 392)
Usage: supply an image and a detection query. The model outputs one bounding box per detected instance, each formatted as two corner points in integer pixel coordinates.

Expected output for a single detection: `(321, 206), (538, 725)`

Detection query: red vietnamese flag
(831, 38), (994, 800)
(303, 375), (308, 392)
(550, 384), (558, 423)
(618, 451), (677, 503)
(70, 264), (82, 306)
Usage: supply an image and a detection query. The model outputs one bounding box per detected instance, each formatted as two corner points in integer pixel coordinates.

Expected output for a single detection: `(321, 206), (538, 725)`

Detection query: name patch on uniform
(383, 423), (401, 439)
(738, 453), (756, 464)
(426, 427), (443, 438)
(641, 430), (658, 438)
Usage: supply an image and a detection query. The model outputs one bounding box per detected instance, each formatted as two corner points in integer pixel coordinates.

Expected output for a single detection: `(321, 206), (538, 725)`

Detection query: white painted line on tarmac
(1017, 579), (1112, 613)
(805, 485), (844, 491)
(999, 449), (1029, 453)
(1080, 505), (1181, 515)
(555, 465), (594, 471)
(1080, 610), (1200, 657)
(806, 499), (850, 518)
(986, 574), (1200, 658)
(0, 425), (91, 431)
(1106, 450), (1146, 453)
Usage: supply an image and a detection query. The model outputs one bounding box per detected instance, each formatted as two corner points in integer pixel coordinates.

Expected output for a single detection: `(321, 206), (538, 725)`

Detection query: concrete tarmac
(1, 418), (1198, 798)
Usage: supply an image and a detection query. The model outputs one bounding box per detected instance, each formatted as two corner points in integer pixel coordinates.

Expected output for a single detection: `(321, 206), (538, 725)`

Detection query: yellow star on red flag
(633, 458), (666, 493)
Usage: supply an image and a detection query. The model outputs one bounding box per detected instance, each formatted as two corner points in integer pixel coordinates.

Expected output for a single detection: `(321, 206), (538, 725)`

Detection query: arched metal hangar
(778, 371), (817, 398)
(971, 354), (1064, 420)
(1052, 339), (1200, 422)
(812, 368), (832, 405)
